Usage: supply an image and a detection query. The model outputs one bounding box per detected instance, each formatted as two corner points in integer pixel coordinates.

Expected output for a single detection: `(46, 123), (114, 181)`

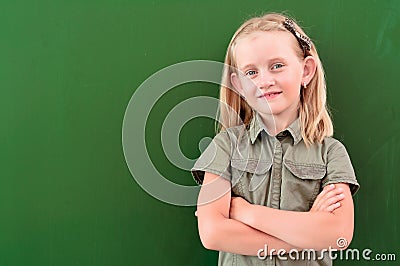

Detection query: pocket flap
(284, 159), (326, 180)
(231, 159), (272, 175)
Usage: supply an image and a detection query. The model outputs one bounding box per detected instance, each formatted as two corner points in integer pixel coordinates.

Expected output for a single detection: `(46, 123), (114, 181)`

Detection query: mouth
(258, 91), (282, 100)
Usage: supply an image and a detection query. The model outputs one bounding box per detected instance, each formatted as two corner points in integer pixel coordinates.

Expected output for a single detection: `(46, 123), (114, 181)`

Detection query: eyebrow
(239, 57), (287, 71)
(239, 64), (256, 71)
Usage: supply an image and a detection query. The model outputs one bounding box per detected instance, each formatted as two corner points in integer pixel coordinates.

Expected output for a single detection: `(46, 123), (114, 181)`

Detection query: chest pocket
(282, 159), (326, 211)
(230, 159), (272, 204)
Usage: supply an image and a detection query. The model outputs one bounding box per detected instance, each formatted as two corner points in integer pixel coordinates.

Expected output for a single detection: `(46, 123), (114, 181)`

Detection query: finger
(319, 193), (345, 211)
(319, 184), (335, 198)
(321, 188), (343, 201)
(326, 202), (341, 212)
(326, 193), (345, 205)
(312, 186), (344, 212)
(312, 184), (335, 211)
(321, 188), (344, 204)
(324, 185), (343, 196)
(314, 184), (335, 205)
(324, 184), (336, 191)
(317, 187), (344, 207)
(195, 211), (198, 217)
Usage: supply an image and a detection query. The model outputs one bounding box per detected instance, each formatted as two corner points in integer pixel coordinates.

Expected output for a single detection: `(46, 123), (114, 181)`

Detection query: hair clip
(283, 18), (312, 52)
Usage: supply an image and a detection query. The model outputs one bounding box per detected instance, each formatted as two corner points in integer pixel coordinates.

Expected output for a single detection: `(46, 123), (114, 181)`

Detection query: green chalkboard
(1, 0), (399, 265)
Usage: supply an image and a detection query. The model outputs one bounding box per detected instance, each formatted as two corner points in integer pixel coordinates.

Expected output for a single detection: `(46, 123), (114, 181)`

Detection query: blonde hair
(218, 13), (333, 146)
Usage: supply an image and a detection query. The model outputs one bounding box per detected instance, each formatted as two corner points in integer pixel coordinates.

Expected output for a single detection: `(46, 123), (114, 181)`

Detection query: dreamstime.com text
(257, 238), (397, 262)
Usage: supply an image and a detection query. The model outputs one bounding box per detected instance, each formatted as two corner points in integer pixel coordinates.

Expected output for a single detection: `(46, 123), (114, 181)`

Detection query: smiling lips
(258, 91), (282, 100)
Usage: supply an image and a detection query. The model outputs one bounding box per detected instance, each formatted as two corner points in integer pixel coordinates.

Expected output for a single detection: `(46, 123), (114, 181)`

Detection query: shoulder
(320, 137), (359, 195)
(321, 136), (354, 170)
(216, 124), (251, 146)
(286, 137), (351, 165)
(191, 125), (249, 184)
(322, 136), (344, 146)
(322, 137), (350, 155)
(224, 124), (249, 138)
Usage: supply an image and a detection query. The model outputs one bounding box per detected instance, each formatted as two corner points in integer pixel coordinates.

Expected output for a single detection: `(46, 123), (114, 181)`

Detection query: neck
(259, 110), (298, 136)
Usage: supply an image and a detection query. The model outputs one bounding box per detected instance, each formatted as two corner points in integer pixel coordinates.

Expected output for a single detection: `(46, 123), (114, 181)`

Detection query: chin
(259, 107), (282, 116)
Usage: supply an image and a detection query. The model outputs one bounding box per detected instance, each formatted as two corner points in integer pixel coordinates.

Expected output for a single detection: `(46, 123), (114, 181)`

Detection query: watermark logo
(122, 60), (273, 206)
(256, 237), (397, 262)
(336, 237), (348, 249)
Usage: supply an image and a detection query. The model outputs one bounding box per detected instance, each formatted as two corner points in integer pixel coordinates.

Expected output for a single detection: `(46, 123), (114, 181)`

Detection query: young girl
(191, 13), (360, 265)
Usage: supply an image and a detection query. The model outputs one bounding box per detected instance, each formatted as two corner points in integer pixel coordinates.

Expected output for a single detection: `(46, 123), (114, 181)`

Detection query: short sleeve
(322, 140), (360, 195)
(191, 131), (232, 185)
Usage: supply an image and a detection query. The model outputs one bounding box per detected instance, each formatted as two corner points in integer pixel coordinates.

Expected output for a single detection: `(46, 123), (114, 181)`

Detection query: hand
(310, 184), (345, 213)
(229, 196), (251, 223)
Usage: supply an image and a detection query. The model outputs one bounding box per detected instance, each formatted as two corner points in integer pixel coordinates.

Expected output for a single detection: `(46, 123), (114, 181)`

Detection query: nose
(257, 71), (275, 89)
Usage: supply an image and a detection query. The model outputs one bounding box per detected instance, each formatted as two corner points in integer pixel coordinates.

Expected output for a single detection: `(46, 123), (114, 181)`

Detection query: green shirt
(191, 114), (360, 266)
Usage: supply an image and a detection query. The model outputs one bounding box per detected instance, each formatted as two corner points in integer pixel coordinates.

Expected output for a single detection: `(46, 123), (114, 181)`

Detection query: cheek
(282, 75), (302, 95)
(239, 77), (258, 95)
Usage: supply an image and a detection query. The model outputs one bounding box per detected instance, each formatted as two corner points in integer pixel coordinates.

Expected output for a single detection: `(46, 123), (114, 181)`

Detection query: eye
(245, 70), (257, 76)
(271, 63), (284, 70)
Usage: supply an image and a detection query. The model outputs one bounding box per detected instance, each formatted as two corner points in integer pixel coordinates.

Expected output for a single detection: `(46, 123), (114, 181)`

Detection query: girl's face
(231, 30), (315, 121)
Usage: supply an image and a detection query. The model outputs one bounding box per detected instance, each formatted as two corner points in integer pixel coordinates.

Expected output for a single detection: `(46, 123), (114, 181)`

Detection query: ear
(230, 72), (245, 97)
(302, 56), (317, 85)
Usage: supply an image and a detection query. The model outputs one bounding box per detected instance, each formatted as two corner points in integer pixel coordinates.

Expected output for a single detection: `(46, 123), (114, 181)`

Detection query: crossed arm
(196, 172), (354, 255)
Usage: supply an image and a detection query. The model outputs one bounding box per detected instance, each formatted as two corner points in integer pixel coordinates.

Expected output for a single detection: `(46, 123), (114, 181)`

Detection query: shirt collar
(249, 113), (264, 144)
(249, 113), (303, 145)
